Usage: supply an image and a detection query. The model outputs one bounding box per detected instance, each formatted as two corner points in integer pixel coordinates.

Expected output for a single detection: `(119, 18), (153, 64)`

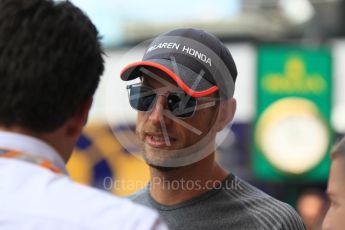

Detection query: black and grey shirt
(130, 174), (306, 230)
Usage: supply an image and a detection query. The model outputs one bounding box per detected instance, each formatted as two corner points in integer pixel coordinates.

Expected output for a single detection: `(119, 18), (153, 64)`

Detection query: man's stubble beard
(136, 116), (218, 169)
(139, 131), (216, 169)
(136, 121), (188, 165)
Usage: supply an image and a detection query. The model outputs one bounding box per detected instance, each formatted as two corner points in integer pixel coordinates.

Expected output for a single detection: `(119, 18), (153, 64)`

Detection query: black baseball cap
(120, 28), (237, 98)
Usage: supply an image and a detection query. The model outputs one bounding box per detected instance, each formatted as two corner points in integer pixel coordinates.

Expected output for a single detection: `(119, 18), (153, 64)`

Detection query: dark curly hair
(0, 0), (104, 132)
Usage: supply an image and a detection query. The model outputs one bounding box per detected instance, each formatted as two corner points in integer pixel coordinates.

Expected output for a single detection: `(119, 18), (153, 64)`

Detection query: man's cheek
(135, 122), (144, 140)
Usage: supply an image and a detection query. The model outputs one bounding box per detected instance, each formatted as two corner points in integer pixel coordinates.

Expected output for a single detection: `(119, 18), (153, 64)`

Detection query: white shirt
(0, 131), (167, 230)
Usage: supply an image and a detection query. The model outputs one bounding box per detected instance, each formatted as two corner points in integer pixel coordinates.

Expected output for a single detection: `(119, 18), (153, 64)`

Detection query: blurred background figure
(322, 137), (345, 230)
(297, 190), (328, 230)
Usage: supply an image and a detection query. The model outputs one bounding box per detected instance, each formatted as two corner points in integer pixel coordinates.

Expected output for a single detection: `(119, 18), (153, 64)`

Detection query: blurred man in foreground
(120, 28), (306, 230)
(0, 0), (166, 229)
(323, 137), (345, 230)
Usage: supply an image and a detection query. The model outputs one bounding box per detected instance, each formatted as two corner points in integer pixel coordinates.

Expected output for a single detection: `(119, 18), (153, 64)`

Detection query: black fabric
(154, 28), (237, 83)
(121, 59), (214, 92)
(121, 28), (237, 98)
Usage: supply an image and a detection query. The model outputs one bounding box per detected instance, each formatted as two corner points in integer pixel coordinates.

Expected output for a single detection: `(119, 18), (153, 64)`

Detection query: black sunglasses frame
(126, 83), (200, 118)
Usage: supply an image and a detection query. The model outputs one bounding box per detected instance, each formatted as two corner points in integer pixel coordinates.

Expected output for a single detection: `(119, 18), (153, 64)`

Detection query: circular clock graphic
(256, 97), (329, 174)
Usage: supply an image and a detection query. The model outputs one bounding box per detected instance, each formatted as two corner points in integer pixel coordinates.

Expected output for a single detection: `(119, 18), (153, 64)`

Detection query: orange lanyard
(0, 149), (62, 174)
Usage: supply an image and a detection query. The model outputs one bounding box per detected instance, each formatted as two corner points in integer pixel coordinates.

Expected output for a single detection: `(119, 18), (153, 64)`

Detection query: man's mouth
(144, 132), (176, 148)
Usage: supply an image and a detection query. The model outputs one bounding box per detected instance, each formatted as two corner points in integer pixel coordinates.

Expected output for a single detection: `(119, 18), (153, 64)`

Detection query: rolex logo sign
(253, 45), (333, 181)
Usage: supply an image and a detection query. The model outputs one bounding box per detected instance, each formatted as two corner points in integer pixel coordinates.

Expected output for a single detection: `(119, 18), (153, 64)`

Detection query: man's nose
(148, 95), (166, 125)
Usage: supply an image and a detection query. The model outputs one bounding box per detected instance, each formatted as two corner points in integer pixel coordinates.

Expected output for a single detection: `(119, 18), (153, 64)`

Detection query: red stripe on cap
(120, 61), (219, 98)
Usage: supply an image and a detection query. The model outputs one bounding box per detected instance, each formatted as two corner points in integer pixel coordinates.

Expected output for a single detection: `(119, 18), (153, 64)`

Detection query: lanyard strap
(0, 149), (62, 174)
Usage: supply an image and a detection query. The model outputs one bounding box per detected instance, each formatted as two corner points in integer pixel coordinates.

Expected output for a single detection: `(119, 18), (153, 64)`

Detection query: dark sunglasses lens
(167, 93), (196, 118)
(129, 86), (156, 111)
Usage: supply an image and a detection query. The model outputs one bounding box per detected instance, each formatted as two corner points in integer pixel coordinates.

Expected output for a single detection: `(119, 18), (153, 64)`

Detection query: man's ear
(214, 98), (236, 132)
(65, 97), (93, 137)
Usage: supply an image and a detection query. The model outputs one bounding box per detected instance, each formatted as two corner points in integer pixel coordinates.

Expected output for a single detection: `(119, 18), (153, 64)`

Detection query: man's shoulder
(0, 159), (163, 229)
(226, 178), (306, 230)
(46, 175), (162, 229)
(128, 186), (151, 204)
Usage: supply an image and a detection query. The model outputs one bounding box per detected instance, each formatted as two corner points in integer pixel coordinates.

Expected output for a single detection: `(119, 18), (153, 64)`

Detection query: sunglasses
(127, 83), (202, 118)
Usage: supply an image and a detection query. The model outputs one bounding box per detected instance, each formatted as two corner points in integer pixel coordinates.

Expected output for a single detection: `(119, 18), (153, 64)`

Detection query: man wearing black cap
(120, 28), (305, 230)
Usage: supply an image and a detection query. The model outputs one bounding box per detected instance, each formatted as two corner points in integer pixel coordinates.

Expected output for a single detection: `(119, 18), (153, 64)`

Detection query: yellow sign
(67, 125), (150, 197)
(262, 57), (327, 94)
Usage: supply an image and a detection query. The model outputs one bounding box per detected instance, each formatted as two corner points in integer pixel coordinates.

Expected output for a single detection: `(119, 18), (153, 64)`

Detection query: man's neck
(148, 153), (229, 205)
